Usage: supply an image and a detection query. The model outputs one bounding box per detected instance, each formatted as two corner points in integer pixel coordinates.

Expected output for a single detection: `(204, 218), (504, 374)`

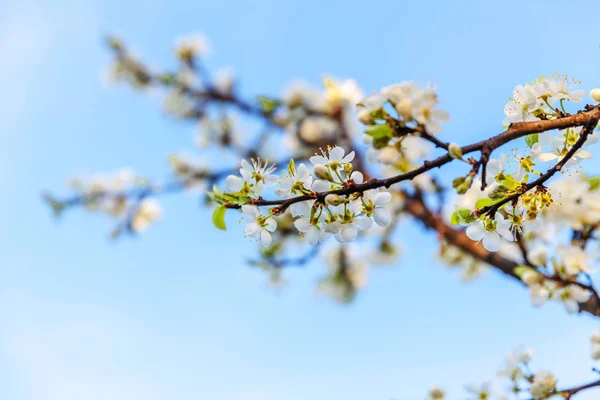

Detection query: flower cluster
(174, 33), (210, 61)
(214, 146), (393, 248)
(358, 82), (448, 171)
(449, 77), (598, 252)
(496, 349), (559, 399)
(503, 74), (586, 126)
(66, 168), (162, 234)
(516, 246), (593, 313)
(591, 332), (600, 360)
(425, 385), (445, 400)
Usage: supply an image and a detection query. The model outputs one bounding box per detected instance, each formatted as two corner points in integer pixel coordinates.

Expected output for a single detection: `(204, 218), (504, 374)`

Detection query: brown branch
(402, 192), (600, 317)
(478, 121), (598, 216)
(561, 378), (600, 399)
(231, 106), (600, 213)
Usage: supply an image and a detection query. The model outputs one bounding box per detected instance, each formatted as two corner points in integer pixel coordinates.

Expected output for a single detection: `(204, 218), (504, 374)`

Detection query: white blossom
(529, 371), (556, 399)
(242, 205), (277, 247)
(310, 146), (355, 170)
(591, 332), (600, 360)
(131, 198), (162, 233)
(466, 214), (514, 252)
(503, 85), (539, 126)
(175, 33), (210, 59)
(276, 163), (312, 198)
(552, 284), (591, 313)
(226, 159), (278, 195)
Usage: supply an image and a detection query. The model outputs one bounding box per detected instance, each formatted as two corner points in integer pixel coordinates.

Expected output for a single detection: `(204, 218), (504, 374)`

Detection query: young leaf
(524, 134), (538, 148)
(212, 206), (227, 231)
(365, 124), (393, 139)
(475, 198), (496, 209)
(258, 96), (281, 114)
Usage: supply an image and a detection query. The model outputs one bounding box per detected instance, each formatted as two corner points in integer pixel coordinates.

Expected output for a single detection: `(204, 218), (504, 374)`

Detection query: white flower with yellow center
(466, 214), (514, 252)
(242, 205), (277, 247)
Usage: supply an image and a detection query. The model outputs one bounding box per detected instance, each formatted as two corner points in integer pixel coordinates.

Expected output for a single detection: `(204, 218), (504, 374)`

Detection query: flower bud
(314, 165), (333, 181)
(591, 88), (600, 103)
(448, 143), (463, 160)
(452, 176), (466, 188)
(521, 270), (542, 286)
(325, 194), (345, 206)
(344, 163), (353, 175)
(358, 110), (373, 124)
(529, 246), (547, 267)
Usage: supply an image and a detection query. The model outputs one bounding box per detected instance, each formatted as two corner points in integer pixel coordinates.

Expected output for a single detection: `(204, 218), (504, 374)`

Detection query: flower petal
(374, 192), (392, 206)
(466, 223), (486, 241)
(482, 232), (501, 252)
(226, 175), (243, 192)
(260, 229), (272, 247)
(241, 205), (259, 220)
(341, 225), (358, 242)
(373, 208), (391, 227)
(294, 218), (312, 233)
(353, 216), (373, 230)
(329, 146), (345, 162)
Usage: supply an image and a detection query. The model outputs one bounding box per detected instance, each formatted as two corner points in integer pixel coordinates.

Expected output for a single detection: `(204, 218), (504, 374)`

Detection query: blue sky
(2, 0), (600, 399)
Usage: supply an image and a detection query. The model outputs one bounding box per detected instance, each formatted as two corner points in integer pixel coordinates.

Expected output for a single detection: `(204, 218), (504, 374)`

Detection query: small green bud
(314, 165), (333, 181)
(325, 194), (345, 206)
(452, 176), (466, 188)
(344, 163), (353, 176)
(448, 143), (463, 160)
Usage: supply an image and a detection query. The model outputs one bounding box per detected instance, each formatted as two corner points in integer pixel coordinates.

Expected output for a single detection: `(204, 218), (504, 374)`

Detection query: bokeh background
(2, 0), (600, 399)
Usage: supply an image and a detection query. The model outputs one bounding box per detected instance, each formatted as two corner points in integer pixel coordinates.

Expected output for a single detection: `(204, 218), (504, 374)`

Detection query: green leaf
(500, 174), (519, 190)
(364, 124), (393, 139)
(372, 136), (391, 149)
(475, 198), (496, 209)
(258, 96), (281, 114)
(524, 133), (538, 148)
(212, 206), (227, 231)
(450, 211), (461, 225)
(450, 209), (476, 225)
(590, 176), (600, 191)
(514, 265), (535, 278)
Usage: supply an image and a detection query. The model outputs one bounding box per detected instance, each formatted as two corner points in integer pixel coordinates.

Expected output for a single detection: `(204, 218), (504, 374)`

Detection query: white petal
(496, 227), (514, 241)
(260, 229), (272, 247)
(373, 208), (391, 227)
(310, 155), (328, 166)
(241, 205), (259, 220)
(244, 221), (261, 237)
(225, 175), (243, 192)
(264, 175), (279, 186)
(374, 192), (392, 206)
(341, 151), (355, 163)
(324, 221), (342, 234)
(241, 159), (252, 172)
(482, 232), (501, 252)
(538, 153), (559, 162)
(294, 218), (312, 233)
(466, 223), (486, 241)
(341, 225), (358, 242)
(306, 228), (319, 245)
(564, 299), (579, 314)
(311, 180), (330, 192)
(290, 201), (311, 217)
(329, 146), (345, 161)
(353, 216), (373, 230)
(575, 149), (592, 159)
(264, 218), (277, 232)
(350, 171), (364, 184)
